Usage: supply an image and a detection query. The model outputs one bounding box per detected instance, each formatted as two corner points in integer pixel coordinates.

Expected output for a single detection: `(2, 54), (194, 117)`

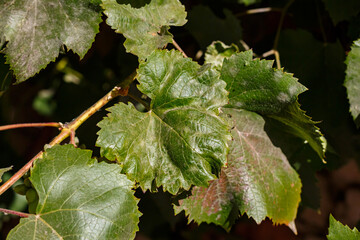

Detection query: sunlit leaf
(327, 214), (360, 240)
(175, 108), (301, 230)
(97, 50), (230, 194)
(205, 41), (239, 71)
(101, 0), (187, 59)
(344, 38), (360, 127)
(221, 50), (307, 114)
(0, 0), (102, 82)
(7, 145), (141, 240)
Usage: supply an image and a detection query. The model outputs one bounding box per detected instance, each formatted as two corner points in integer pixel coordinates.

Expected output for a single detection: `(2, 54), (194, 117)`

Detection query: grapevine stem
(128, 92), (150, 111)
(172, 39), (188, 58)
(236, 7), (282, 17)
(0, 83), (130, 196)
(0, 208), (29, 218)
(272, 0), (295, 69)
(0, 122), (62, 131)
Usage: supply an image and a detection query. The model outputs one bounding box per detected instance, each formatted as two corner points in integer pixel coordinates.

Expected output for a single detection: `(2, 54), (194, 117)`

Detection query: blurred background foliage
(0, 0), (360, 239)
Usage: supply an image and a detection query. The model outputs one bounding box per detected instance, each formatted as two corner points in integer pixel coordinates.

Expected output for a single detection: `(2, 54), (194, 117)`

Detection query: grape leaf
(322, 0), (360, 24)
(344, 38), (360, 127)
(97, 50), (230, 194)
(7, 145), (141, 240)
(205, 41), (239, 71)
(186, 6), (242, 50)
(0, 0), (102, 82)
(0, 166), (12, 183)
(175, 108), (301, 230)
(221, 50), (307, 114)
(101, 0), (187, 59)
(327, 214), (360, 240)
(219, 49), (325, 159)
(268, 102), (326, 160)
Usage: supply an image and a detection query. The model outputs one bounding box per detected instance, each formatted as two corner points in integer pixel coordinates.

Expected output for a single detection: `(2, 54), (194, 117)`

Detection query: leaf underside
(101, 0), (187, 59)
(96, 50), (230, 194)
(175, 109), (302, 230)
(0, 0), (102, 82)
(345, 38), (360, 127)
(7, 145), (141, 240)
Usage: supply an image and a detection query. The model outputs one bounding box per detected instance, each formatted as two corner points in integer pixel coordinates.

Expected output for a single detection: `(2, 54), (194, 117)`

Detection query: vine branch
(0, 83), (132, 196)
(272, 0), (295, 69)
(236, 7), (282, 17)
(172, 39), (188, 58)
(0, 208), (29, 218)
(0, 122), (62, 132)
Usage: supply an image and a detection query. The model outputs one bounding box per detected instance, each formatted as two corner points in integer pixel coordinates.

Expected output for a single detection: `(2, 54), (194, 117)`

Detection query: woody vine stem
(0, 78), (134, 196)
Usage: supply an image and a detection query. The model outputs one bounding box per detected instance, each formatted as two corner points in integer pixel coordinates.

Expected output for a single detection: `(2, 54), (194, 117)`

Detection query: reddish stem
(70, 129), (77, 147)
(0, 122), (62, 132)
(0, 208), (29, 218)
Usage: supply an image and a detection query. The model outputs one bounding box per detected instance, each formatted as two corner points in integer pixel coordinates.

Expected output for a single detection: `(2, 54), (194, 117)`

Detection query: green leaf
(175, 108), (302, 230)
(205, 41), (239, 71)
(0, 0), (101, 83)
(97, 50), (230, 194)
(221, 50), (307, 114)
(186, 6), (242, 50)
(268, 102), (326, 160)
(101, 0), (187, 59)
(0, 166), (12, 183)
(322, 0), (360, 24)
(327, 214), (360, 240)
(345, 38), (360, 127)
(7, 145), (141, 240)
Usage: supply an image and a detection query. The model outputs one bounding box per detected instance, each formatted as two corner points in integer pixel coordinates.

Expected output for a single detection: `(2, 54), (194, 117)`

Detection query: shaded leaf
(186, 6), (242, 49)
(0, 0), (102, 82)
(175, 108), (301, 230)
(278, 29), (347, 128)
(0, 166), (12, 183)
(221, 50), (307, 114)
(7, 145), (141, 240)
(344, 38), (360, 127)
(268, 102), (326, 160)
(0, 54), (12, 96)
(97, 50), (230, 194)
(205, 41), (239, 71)
(101, 0), (187, 59)
(322, 0), (360, 24)
(327, 214), (360, 240)
(238, 0), (261, 5)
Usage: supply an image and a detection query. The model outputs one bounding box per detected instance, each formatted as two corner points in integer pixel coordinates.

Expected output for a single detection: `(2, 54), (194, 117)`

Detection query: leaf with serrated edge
(97, 50), (230, 194)
(327, 214), (360, 240)
(0, 1), (101, 82)
(7, 145), (141, 240)
(221, 50), (307, 114)
(268, 102), (326, 160)
(205, 41), (239, 71)
(175, 108), (301, 230)
(101, 0), (187, 59)
(345, 38), (360, 127)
